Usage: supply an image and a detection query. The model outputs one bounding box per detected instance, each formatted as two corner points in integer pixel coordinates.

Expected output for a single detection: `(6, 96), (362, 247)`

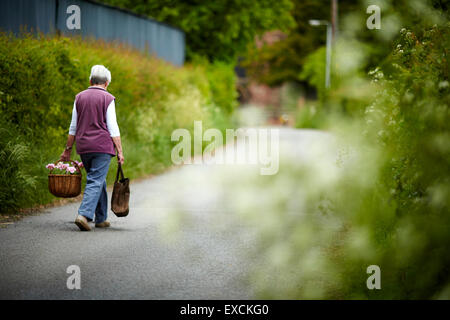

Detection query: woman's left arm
(106, 100), (124, 164)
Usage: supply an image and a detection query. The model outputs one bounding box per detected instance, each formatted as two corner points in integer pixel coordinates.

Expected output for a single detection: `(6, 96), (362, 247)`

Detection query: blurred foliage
(249, 1), (449, 299)
(299, 47), (327, 102)
(98, 0), (295, 62)
(0, 33), (237, 213)
(294, 103), (326, 129)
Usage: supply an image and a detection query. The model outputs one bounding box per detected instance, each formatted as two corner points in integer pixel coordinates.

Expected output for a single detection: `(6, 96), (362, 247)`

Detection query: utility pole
(331, 0), (338, 43)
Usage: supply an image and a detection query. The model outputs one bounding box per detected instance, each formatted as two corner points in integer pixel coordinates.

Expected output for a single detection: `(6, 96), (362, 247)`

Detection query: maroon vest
(74, 87), (116, 156)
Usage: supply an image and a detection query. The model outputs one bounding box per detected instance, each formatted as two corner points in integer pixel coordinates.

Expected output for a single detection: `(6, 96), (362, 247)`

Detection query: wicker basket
(48, 160), (82, 198)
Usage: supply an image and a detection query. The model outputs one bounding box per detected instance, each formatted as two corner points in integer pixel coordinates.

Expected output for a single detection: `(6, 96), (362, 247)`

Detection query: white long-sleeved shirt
(68, 100), (120, 137)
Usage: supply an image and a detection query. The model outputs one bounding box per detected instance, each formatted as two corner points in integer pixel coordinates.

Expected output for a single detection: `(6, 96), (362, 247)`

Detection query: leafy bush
(294, 102), (327, 129)
(299, 47), (327, 102)
(0, 120), (36, 213)
(0, 32), (237, 213)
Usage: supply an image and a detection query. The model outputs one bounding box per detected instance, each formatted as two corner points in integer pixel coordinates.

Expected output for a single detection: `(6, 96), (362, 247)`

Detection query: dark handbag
(111, 163), (130, 217)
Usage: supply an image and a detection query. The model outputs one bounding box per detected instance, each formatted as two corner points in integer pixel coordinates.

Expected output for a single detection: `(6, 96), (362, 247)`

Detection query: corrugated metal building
(0, 0), (185, 66)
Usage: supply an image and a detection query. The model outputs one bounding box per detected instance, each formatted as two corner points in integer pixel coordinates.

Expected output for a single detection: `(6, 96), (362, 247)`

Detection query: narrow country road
(0, 128), (336, 299)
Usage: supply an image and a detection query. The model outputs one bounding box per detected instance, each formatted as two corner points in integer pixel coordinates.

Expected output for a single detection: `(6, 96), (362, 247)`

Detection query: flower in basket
(55, 162), (67, 170)
(47, 161), (82, 198)
(67, 166), (77, 174)
(74, 160), (84, 168)
(46, 162), (81, 175)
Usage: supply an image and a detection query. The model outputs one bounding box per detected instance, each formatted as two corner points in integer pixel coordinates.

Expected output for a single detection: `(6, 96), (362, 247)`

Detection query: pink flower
(67, 166), (76, 174)
(74, 160), (84, 168)
(56, 162), (64, 170)
(45, 163), (55, 170)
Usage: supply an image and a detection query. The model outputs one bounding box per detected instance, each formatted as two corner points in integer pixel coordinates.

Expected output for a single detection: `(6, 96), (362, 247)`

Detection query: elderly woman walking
(60, 65), (124, 231)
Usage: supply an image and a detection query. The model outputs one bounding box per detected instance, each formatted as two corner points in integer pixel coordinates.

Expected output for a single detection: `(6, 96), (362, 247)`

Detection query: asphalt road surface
(0, 128), (336, 299)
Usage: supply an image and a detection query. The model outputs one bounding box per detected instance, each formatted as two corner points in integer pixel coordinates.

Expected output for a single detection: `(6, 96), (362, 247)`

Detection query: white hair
(89, 65), (111, 84)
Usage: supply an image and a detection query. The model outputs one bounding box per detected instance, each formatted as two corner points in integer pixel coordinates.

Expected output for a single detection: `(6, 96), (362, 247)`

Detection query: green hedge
(0, 33), (237, 213)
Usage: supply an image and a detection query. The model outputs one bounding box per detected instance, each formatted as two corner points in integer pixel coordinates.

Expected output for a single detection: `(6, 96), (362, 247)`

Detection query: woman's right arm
(60, 101), (77, 161)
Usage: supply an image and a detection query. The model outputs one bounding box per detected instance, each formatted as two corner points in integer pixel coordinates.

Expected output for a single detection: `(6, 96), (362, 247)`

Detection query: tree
(241, 0), (449, 87)
(99, 0), (296, 62)
(241, 0), (358, 86)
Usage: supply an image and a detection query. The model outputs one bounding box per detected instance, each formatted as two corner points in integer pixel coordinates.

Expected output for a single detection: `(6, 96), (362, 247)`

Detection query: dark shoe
(95, 221), (110, 228)
(75, 215), (91, 231)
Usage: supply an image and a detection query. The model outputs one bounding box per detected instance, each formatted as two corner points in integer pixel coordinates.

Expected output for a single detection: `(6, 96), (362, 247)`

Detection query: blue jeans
(78, 153), (112, 224)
